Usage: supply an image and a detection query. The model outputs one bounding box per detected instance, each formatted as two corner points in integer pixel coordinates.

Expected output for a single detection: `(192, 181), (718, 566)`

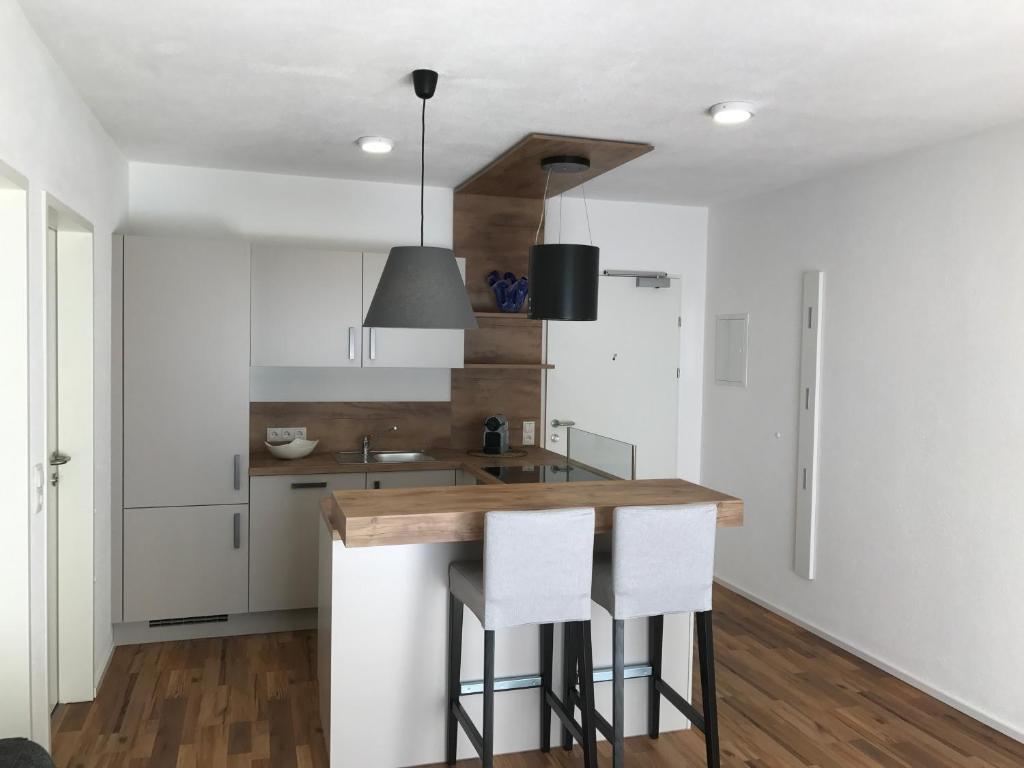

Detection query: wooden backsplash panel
(250, 402), (452, 457)
(464, 315), (543, 365)
(455, 193), (539, 311)
(450, 368), (542, 450)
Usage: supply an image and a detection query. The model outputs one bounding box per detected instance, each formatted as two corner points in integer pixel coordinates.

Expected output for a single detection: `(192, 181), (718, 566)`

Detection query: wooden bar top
(323, 478), (743, 547)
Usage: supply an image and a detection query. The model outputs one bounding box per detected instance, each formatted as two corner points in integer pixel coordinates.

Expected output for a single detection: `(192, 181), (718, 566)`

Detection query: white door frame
(28, 193), (95, 743)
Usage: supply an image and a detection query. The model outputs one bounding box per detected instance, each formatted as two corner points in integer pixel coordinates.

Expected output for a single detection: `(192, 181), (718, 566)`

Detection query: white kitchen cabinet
(123, 505), (249, 622)
(122, 236), (250, 508)
(249, 473), (365, 613)
(361, 252), (466, 368)
(366, 469), (456, 490)
(251, 245), (363, 367)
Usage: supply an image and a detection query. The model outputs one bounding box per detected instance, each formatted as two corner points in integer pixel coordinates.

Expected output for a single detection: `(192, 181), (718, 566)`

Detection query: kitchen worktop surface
(322, 476), (743, 548)
(249, 445), (564, 481)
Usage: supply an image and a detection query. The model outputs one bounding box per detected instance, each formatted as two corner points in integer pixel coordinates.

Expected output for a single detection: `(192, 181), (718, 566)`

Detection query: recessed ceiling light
(708, 102), (755, 125)
(357, 136), (394, 154)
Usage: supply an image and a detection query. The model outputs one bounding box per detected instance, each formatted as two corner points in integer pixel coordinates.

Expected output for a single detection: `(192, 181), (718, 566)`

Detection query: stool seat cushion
(591, 503), (717, 620)
(449, 507), (595, 630)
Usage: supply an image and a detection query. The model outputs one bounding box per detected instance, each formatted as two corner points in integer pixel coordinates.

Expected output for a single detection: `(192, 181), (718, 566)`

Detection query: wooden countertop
(249, 446), (564, 483)
(322, 478), (743, 547)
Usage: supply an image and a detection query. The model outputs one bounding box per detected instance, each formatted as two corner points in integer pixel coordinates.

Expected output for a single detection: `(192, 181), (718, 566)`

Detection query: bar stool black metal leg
(560, 622), (576, 751)
(612, 619), (625, 768)
(446, 594), (464, 765)
(540, 623), (554, 752)
(577, 621), (599, 768)
(483, 629), (495, 768)
(696, 611), (721, 768)
(648, 614), (664, 738)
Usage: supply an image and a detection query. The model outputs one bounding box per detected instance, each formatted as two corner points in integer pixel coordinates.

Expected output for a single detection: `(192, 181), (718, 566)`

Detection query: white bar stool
(446, 507), (599, 768)
(585, 503), (721, 768)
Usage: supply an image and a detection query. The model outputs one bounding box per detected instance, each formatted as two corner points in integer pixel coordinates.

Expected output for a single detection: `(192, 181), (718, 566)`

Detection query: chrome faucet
(362, 425), (398, 462)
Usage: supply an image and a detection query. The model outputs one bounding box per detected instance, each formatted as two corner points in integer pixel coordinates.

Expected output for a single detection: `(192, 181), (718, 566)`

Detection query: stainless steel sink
(334, 450), (436, 465)
(370, 451), (437, 463)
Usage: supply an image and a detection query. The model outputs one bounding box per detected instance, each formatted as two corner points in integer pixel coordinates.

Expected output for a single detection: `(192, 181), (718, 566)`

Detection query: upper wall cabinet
(250, 246), (465, 369)
(361, 252), (466, 369)
(251, 245), (363, 367)
(123, 236), (250, 508)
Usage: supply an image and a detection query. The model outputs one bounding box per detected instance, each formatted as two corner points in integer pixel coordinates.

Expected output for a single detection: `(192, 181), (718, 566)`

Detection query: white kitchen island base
(318, 523), (694, 767)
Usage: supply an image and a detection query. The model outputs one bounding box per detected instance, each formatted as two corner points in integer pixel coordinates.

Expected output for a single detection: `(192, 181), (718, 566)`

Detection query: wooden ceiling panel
(455, 133), (653, 198)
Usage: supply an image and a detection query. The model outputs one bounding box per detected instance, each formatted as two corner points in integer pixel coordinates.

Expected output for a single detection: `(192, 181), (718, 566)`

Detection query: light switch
(522, 420), (536, 446)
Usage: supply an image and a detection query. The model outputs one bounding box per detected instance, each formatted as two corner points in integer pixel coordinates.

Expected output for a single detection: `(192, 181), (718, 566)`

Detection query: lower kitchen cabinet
(366, 469), (456, 490)
(123, 504), (249, 622)
(249, 473), (366, 613)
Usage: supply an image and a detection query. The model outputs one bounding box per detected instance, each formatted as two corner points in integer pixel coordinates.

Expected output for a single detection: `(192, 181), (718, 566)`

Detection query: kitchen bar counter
(323, 477), (743, 547)
(317, 468), (743, 766)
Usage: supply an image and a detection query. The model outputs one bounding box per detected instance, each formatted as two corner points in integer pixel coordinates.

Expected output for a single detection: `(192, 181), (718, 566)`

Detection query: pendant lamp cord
(558, 193), (563, 243)
(420, 97), (426, 247)
(581, 182), (593, 246)
(533, 168), (552, 245)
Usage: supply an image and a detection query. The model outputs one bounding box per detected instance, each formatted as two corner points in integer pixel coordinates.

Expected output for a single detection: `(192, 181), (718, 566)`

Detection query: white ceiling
(18, 0), (1024, 204)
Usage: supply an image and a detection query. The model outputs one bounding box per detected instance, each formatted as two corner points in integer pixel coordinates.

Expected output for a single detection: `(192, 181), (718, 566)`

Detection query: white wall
(702, 120), (1024, 740)
(546, 196), (708, 480)
(0, 0), (128, 741)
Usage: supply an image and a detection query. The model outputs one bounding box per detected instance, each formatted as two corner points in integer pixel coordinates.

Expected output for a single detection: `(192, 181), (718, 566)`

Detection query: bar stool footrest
(654, 678), (706, 733)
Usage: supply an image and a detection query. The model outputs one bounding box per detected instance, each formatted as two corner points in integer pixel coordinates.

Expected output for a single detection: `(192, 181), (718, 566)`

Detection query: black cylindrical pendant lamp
(527, 244), (599, 320)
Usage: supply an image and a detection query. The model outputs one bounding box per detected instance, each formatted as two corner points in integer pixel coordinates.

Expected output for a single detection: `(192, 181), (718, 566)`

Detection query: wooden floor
(52, 586), (1023, 767)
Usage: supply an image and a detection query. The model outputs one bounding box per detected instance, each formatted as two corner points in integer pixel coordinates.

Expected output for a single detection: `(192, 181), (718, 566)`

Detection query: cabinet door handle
(291, 481), (328, 489)
(348, 327), (356, 360)
(369, 328), (376, 360)
(233, 512), (241, 549)
(373, 480), (381, 489)
(233, 454), (241, 490)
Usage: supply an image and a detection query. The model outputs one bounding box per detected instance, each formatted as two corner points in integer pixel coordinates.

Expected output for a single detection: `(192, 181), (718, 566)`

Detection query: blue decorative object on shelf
(486, 270), (529, 313)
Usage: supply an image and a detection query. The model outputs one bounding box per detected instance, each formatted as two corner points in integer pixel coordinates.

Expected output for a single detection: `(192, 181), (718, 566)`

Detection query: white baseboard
(113, 609), (316, 646)
(714, 577), (1024, 745)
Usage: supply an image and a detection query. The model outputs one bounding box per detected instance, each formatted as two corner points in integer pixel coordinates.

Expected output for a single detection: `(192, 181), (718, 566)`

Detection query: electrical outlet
(522, 420), (536, 446)
(267, 426), (306, 442)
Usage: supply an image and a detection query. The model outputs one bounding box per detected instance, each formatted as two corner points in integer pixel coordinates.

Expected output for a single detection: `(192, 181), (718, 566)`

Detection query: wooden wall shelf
(463, 363), (554, 370)
(473, 311), (538, 321)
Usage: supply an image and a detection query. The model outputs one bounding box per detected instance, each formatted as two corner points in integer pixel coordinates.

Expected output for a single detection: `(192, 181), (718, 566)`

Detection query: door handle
(233, 512), (241, 549)
(49, 451), (71, 466)
(369, 328), (377, 360)
(348, 327), (356, 360)
(291, 481), (328, 489)
(233, 454), (241, 490)
(550, 419), (575, 428)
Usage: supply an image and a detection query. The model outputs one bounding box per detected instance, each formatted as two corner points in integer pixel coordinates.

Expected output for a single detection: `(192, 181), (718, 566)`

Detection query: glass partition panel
(565, 427), (636, 480)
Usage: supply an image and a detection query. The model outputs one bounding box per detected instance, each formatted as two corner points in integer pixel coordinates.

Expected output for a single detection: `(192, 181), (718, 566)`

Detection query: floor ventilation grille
(149, 614), (228, 628)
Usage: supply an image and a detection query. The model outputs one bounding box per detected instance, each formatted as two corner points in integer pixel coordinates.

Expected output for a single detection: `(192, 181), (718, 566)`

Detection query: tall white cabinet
(121, 236), (251, 622)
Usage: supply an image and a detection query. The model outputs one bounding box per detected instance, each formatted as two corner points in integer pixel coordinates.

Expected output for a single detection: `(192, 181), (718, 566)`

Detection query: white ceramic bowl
(265, 438), (319, 460)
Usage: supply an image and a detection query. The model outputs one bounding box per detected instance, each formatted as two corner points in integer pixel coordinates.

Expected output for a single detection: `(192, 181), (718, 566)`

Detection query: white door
(45, 215), (94, 708)
(545, 276), (681, 478)
(361, 252), (466, 368)
(251, 245), (363, 367)
(45, 227), (58, 712)
(123, 236), (250, 508)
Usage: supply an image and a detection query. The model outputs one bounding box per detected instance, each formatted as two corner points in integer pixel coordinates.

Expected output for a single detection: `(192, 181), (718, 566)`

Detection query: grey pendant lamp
(363, 70), (477, 330)
(527, 156), (600, 321)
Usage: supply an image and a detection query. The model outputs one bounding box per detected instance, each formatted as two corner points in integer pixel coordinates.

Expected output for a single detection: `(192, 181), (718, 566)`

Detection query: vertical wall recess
(795, 271), (824, 579)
